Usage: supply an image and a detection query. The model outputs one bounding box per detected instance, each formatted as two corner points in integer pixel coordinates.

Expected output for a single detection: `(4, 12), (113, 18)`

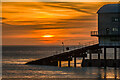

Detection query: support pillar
(83, 56), (85, 61)
(98, 49), (101, 67)
(114, 47), (117, 67)
(98, 49), (100, 60)
(58, 60), (61, 67)
(89, 53), (92, 60)
(89, 51), (92, 67)
(98, 53), (100, 60)
(104, 47), (106, 68)
(104, 47), (106, 60)
(114, 47), (117, 60)
(83, 53), (85, 63)
(74, 56), (76, 67)
(68, 60), (70, 67)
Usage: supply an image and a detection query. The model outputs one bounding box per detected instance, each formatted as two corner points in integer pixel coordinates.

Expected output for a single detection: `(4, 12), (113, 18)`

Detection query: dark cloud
(61, 18), (96, 21)
(45, 3), (93, 14)
(61, 14), (97, 21)
(0, 17), (7, 20)
(2, 23), (37, 28)
(2, 11), (20, 13)
(34, 26), (81, 30)
(7, 21), (37, 24)
(13, 21), (36, 22)
(27, 38), (52, 41)
(2, 23), (36, 35)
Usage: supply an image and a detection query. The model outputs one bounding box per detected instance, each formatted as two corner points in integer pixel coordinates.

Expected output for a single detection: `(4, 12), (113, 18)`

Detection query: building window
(112, 27), (118, 32)
(106, 28), (110, 34)
(112, 17), (120, 22)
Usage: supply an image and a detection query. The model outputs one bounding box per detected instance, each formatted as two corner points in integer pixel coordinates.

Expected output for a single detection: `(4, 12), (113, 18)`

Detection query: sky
(2, 2), (118, 45)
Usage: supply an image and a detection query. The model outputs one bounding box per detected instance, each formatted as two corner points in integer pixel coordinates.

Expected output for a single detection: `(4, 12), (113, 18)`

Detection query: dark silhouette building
(91, 4), (120, 46)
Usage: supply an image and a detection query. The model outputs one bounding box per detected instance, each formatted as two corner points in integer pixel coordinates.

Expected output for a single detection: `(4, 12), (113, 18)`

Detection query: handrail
(54, 40), (99, 55)
(80, 40), (98, 48)
(91, 31), (98, 36)
(91, 31), (120, 36)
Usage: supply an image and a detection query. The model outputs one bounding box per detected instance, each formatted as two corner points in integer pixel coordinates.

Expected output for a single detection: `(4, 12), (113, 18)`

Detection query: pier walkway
(26, 41), (102, 66)
(26, 40), (120, 67)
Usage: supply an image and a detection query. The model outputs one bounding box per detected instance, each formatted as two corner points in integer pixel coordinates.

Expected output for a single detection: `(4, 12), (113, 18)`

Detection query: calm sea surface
(2, 46), (120, 80)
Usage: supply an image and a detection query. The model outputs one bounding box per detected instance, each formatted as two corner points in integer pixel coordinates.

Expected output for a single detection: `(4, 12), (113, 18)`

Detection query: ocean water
(2, 46), (120, 80)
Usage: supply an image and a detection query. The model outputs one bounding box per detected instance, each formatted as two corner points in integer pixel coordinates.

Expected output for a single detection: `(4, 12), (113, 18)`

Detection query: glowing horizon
(2, 2), (118, 45)
(41, 35), (55, 38)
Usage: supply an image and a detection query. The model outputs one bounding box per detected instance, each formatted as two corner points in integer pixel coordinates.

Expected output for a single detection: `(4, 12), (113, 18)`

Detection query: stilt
(98, 49), (100, 60)
(83, 56), (85, 61)
(89, 51), (92, 66)
(89, 53), (92, 60)
(68, 60), (70, 67)
(98, 49), (101, 67)
(104, 47), (106, 68)
(114, 47), (117, 67)
(58, 60), (61, 67)
(82, 55), (85, 66)
(114, 47), (117, 60)
(98, 53), (100, 60)
(104, 47), (106, 60)
(74, 56), (76, 67)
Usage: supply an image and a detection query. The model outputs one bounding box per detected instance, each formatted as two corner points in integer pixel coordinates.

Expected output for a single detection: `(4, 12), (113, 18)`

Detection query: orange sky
(2, 2), (117, 45)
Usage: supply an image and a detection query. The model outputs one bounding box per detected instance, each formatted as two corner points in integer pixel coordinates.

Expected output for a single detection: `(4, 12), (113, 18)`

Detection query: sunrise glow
(2, 2), (117, 45)
(41, 35), (54, 38)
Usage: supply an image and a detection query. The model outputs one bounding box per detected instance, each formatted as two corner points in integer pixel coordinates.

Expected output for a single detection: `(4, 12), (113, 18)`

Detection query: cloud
(0, 17), (7, 20)
(35, 26), (80, 30)
(45, 5), (93, 14)
(2, 11), (19, 13)
(2, 2), (100, 45)
(27, 38), (53, 41)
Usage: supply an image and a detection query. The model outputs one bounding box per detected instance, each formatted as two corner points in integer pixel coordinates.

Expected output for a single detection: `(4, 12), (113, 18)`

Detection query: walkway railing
(54, 40), (99, 55)
(91, 31), (98, 36)
(91, 31), (120, 37)
(80, 40), (98, 48)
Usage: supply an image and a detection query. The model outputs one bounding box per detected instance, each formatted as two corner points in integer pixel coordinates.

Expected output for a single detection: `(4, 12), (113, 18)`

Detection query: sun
(41, 35), (54, 38)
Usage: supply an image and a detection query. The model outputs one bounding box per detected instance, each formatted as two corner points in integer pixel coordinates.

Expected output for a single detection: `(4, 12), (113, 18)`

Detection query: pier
(26, 42), (120, 67)
(26, 4), (120, 68)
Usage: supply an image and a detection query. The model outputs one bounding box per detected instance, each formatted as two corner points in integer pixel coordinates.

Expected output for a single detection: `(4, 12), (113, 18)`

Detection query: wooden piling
(74, 56), (76, 67)
(104, 47), (106, 60)
(104, 47), (106, 68)
(58, 60), (61, 67)
(114, 47), (117, 60)
(89, 53), (92, 60)
(68, 60), (70, 67)
(98, 49), (101, 67)
(114, 47), (117, 67)
(98, 49), (100, 60)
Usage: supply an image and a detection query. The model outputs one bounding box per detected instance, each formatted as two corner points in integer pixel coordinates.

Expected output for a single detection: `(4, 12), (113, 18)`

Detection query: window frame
(112, 17), (120, 22)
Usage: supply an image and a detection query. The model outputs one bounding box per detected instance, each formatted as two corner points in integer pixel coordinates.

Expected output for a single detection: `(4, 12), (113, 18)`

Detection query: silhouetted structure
(91, 4), (120, 67)
(26, 4), (120, 68)
(91, 4), (120, 46)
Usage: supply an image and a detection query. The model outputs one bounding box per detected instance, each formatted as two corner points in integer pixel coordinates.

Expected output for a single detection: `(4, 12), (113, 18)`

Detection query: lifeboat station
(26, 4), (120, 68)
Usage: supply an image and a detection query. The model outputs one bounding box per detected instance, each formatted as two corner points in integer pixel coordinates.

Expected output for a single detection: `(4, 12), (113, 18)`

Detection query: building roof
(97, 4), (120, 13)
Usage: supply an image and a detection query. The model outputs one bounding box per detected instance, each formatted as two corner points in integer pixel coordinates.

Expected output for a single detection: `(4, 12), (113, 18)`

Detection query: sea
(2, 45), (120, 80)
